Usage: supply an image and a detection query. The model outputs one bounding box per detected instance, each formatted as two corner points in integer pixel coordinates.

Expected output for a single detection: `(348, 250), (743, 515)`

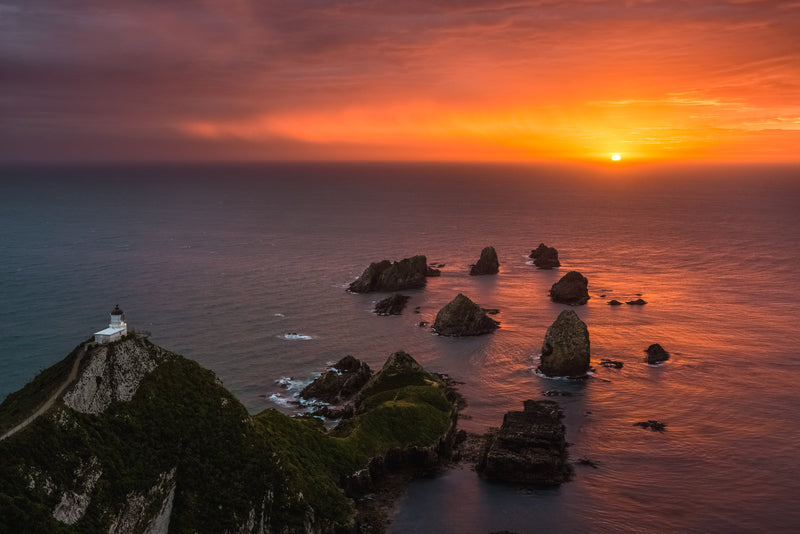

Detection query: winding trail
(0, 344), (87, 441)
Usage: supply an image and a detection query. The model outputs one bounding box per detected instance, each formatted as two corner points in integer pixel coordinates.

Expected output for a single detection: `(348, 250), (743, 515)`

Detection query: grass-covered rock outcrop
(0, 337), (455, 533)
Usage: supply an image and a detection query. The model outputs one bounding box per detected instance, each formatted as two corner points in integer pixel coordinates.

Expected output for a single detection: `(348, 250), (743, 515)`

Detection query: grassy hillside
(0, 342), (84, 435)
(0, 339), (454, 533)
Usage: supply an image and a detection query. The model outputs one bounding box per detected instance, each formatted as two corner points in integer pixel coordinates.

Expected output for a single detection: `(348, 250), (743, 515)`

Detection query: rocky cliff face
(107, 468), (176, 534)
(63, 339), (165, 414)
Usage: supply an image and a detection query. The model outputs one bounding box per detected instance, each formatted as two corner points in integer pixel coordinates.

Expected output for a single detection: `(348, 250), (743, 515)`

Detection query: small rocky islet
(348, 254), (435, 293)
(477, 400), (572, 485)
(432, 293), (500, 336)
(550, 270), (590, 305)
(469, 246), (500, 275)
(645, 343), (670, 364)
(529, 243), (561, 269)
(539, 309), (591, 378)
(373, 293), (410, 315)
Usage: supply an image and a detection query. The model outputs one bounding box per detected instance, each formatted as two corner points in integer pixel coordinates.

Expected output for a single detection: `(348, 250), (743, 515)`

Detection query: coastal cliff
(0, 336), (456, 533)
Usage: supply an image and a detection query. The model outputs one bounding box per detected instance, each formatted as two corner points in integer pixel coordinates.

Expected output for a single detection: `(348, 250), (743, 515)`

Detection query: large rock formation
(469, 246), (500, 275)
(300, 355), (372, 404)
(0, 337), (457, 533)
(477, 400), (571, 485)
(348, 255), (432, 293)
(529, 243), (560, 269)
(645, 343), (670, 364)
(549, 271), (590, 305)
(373, 294), (410, 316)
(539, 310), (590, 378)
(432, 294), (499, 336)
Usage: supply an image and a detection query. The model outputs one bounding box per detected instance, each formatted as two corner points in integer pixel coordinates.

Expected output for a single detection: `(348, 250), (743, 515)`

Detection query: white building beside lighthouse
(94, 305), (128, 343)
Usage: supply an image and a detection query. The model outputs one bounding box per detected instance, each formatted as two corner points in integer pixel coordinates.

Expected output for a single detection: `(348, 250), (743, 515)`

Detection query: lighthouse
(94, 305), (128, 343)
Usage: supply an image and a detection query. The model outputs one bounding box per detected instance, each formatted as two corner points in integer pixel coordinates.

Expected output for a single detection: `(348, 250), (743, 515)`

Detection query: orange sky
(2, 1), (800, 163)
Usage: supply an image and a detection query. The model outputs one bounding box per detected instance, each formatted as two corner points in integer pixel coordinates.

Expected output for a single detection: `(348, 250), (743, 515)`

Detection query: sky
(2, 0), (799, 163)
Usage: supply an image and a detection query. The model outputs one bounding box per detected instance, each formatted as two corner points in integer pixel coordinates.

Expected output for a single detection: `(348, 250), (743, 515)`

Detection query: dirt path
(0, 345), (87, 441)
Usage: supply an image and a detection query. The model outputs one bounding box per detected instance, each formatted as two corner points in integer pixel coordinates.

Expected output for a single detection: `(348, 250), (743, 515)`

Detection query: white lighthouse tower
(94, 305), (128, 344)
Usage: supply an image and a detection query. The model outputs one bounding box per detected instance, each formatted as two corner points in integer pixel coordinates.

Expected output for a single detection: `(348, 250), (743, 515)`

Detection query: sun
(611, 153), (621, 161)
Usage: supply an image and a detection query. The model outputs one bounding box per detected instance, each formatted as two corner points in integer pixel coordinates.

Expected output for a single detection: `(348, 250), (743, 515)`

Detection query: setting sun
(612, 154), (622, 161)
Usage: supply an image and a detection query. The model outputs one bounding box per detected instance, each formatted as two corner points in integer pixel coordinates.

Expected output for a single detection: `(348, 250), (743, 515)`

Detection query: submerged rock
(626, 298), (647, 305)
(529, 243), (560, 269)
(645, 343), (670, 364)
(599, 359), (624, 369)
(477, 400), (572, 485)
(549, 271), (589, 305)
(539, 310), (590, 378)
(300, 355), (372, 404)
(374, 294), (410, 316)
(348, 255), (430, 293)
(608, 299), (623, 306)
(633, 420), (667, 432)
(543, 390), (572, 397)
(433, 294), (500, 336)
(425, 266), (441, 277)
(469, 246), (500, 275)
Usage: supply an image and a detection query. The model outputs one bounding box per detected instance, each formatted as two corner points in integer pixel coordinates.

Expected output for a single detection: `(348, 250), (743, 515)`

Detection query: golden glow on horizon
(180, 98), (800, 163)
(169, 5), (800, 164)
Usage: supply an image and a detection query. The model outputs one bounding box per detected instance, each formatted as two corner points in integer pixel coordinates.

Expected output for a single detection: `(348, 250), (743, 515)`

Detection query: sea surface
(1, 162), (799, 533)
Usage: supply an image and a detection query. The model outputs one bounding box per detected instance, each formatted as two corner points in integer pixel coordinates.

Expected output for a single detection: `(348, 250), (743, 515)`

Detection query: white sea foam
(268, 393), (293, 407)
(531, 353), (591, 380)
(275, 376), (294, 389)
(282, 333), (312, 340)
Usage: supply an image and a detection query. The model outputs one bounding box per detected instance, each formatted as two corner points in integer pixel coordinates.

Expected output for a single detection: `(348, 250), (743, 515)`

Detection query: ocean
(1, 162), (799, 533)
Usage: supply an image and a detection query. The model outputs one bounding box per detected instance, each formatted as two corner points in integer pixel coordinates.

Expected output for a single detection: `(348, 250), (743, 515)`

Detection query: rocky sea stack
(539, 310), (590, 378)
(374, 293), (410, 315)
(432, 294), (500, 336)
(300, 355), (372, 404)
(549, 271), (590, 305)
(349, 255), (431, 293)
(529, 243), (560, 269)
(477, 400), (571, 486)
(469, 246), (500, 276)
(645, 343), (670, 364)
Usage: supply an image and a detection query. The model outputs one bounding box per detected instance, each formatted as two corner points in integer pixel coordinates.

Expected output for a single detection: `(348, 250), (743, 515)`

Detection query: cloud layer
(2, 0), (799, 162)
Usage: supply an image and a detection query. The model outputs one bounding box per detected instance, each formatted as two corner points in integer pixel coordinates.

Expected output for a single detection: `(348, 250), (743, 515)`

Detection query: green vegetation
(0, 342), (84, 435)
(0, 340), (454, 533)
